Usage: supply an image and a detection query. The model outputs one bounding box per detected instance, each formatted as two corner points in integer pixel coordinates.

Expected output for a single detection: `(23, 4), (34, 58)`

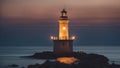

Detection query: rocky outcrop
(23, 51), (120, 68)
(27, 59), (120, 68)
(27, 51), (108, 63)
(24, 51), (114, 68)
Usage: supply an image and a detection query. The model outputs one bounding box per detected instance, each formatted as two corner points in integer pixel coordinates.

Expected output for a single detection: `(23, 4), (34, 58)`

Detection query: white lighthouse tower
(51, 9), (75, 54)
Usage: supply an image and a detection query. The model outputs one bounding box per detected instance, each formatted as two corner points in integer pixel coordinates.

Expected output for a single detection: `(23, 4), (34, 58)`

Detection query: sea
(0, 45), (120, 68)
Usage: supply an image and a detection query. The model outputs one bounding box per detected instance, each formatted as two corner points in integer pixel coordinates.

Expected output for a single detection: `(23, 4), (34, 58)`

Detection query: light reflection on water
(0, 46), (120, 67)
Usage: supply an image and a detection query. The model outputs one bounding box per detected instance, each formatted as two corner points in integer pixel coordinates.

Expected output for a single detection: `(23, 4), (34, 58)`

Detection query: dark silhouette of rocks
(27, 51), (108, 63)
(20, 51), (120, 68)
(28, 51), (77, 58)
(24, 51), (120, 68)
(27, 59), (120, 68)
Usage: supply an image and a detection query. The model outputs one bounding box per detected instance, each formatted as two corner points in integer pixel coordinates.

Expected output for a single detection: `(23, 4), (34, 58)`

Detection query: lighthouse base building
(53, 40), (73, 54)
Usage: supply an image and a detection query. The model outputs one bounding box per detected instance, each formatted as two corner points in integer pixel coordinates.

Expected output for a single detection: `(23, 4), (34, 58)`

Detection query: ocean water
(0, 45), (120, 68)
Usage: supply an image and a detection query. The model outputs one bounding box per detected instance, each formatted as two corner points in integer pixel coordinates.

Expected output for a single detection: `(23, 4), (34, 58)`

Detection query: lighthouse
(59, 9), (69, 40)
(51, 9), (75, 54)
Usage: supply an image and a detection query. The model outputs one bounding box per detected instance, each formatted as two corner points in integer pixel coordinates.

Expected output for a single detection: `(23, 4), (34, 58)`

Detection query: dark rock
(27, 51), (87, 59)
(23, 51), (120, 68)
(26, 51), (108, 64)
(25, 51), (118, 68)
(27, 60), (120, 68)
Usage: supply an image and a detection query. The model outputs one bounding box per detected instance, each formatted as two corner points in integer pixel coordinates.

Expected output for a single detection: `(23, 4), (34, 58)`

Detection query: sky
(0, 0), (120, 46)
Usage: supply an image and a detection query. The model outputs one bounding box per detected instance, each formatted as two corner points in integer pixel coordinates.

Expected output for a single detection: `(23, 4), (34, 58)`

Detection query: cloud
(1, 0), (120, 22)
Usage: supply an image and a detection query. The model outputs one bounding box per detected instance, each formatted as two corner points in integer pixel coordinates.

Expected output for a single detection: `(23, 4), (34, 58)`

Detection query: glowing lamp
(71, 36), (75, 40)
(50, 36), (54, 40)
